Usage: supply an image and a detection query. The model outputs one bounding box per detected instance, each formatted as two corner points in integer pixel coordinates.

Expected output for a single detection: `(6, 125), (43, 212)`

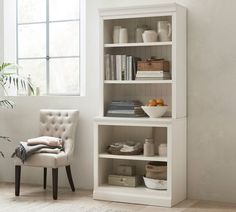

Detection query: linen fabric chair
(14, 109), (79, 200)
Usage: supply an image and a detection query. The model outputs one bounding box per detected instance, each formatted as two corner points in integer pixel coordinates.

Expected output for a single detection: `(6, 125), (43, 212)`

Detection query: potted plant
(0, 62), (34, 157)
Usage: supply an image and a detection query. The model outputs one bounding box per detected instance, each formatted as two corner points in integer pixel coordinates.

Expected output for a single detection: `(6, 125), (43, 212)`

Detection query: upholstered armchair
(14, 109), (79, 200)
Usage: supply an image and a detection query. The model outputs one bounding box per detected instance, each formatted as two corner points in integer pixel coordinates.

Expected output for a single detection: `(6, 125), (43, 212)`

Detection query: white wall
(0, 0), (100, 189)
(1, 0), (236, 204)
(0, 0), (3, 62)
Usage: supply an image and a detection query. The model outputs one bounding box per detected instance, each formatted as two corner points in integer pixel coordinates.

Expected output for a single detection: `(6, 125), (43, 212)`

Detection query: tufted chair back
(39, 109), (79, 160)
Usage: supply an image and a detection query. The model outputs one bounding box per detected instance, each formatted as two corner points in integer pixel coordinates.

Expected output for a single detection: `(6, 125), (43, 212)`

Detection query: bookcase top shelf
(104, 80), (173, 84)
(104, 42), (172, 48)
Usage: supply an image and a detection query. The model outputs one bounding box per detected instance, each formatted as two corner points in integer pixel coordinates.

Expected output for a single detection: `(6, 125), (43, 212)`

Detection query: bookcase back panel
(105, 46), (172, 74)
(99, 158), (168, 186)
(104, 16), (172, 44)
(98, 125), (167, 155)
(104, 84), (172, 117)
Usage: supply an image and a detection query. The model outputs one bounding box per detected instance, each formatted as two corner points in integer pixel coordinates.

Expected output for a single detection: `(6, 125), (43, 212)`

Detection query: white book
(116, 55), (122, 80)
(137, 71), (166, 74)
(135, 77), (171, 80)
(136, 72), (170, 78)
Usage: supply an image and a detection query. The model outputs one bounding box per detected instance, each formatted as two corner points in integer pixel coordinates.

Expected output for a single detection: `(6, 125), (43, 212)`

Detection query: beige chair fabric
(14, 109), (79, 168)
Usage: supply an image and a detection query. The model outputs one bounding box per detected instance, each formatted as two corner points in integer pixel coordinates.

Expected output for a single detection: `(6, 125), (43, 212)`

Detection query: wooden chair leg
(52, 168), (58, 200)
(43, 168), (47, 189)
(15, 165), (21, 196)
(65, 165), (75, 192)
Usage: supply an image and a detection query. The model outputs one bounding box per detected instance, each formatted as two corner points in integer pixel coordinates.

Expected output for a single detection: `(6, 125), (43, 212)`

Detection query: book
(104, 54), (111, 80)
(121, 55), (127, 80)
(110, 55), (116, 80)
(136, 72), (170, 78)
(107, 110), (144, 115)
(137, 71), (166, 74)
(106, 113), (146, 117)
(135, 77), (171, 80)
(110, 100), (143, 107)
(116, 55), (122, 80)
(109, 105), (142, 110)
(136, 71), (170, 77)
(132, 57), (140, 80)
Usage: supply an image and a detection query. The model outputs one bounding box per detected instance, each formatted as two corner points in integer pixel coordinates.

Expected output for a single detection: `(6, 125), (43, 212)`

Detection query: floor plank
(0, 183), (236, 212)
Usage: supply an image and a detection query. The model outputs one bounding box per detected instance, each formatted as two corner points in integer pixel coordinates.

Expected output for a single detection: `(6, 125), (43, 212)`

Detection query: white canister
(113, 26), (121, 43)
(158, 143), (167, 156)
(142, 30), (158, 43)
(143, 138), (155, 156)
(119, 28), (128, 43)
(157, 21), (172, 42)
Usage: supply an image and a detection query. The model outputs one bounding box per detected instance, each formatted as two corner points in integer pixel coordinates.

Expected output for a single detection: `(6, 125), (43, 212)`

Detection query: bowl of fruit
(141, 99), (168, 118)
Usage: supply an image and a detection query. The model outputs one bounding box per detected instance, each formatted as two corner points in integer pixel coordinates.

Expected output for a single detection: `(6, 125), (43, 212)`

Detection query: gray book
(104, 54), (111, 80)
(110, 55), (116, 80)
(121, 55), (126, 80)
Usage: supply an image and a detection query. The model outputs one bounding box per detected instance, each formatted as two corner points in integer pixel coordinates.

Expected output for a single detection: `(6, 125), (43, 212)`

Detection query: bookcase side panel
(175, 7), (187, 118)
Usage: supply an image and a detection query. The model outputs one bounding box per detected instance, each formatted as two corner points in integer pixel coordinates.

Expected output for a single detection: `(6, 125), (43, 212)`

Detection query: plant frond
(0, 99), (14, 108)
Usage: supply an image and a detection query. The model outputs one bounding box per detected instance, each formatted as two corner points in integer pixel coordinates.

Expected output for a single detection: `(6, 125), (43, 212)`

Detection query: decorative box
(137, 59), (169, 72)
(116, 165), (136, 176)
(108, 175), (141, 187)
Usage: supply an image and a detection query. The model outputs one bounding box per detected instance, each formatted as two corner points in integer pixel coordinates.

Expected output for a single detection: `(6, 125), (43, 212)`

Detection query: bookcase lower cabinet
(93, 117), (186, 207)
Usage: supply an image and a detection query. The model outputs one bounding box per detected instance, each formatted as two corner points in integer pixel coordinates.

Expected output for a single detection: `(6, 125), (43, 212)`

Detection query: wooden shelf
(104, 42), (172, 48)
(94, 116), (172, 126)
(99, 153), (167, 162)
(104, 80), (173, 84)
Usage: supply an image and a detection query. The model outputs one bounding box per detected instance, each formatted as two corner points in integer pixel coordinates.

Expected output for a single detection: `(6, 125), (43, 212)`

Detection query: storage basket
(145, 162), (167, 180)
(137, 59), (169, 72)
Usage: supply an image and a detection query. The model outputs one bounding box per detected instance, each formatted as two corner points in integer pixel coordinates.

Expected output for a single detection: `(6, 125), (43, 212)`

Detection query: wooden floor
(1, 183), (236, 212)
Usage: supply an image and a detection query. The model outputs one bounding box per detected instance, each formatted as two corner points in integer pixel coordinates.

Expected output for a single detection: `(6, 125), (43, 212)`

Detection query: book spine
(110, 55), (116, 80)
(128, 56), (133, 80)
(136, 73), (169, 77)
(116, 55), (122, 80)
(125, 56), (129, 80)
(121, 55), (126, 80)
(137, 71), (165, 74)
(104, 54), (110, 80)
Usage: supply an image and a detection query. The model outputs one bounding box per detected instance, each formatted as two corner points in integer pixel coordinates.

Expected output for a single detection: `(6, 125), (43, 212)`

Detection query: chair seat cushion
(14, 151), (70, 168)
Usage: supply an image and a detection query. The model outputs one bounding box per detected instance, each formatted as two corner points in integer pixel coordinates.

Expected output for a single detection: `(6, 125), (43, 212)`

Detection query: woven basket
(145, 162), (167, 180)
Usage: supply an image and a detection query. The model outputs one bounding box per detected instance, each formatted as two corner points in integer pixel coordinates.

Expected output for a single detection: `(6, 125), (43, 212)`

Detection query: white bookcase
(93, 3), (187, 207)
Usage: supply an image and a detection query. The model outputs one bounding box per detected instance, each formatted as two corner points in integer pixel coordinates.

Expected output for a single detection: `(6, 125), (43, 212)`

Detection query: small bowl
(143, 176), (167, 190)
(141, 106), (168, 118)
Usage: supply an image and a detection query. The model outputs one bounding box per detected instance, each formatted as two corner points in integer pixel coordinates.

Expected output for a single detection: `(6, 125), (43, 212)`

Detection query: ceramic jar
(113, 26), (121, 43)
(143, 138), (155, 156)
(142, 30), (158, 43)
(157, 21), (172, 42)
(119, 28), (128, 43)
(158, 143), (167, 156)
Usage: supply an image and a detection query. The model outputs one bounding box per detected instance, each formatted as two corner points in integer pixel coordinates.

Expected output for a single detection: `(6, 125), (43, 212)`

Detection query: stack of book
(104, 54), (140, 81)
(136, 70), (171, 80)
(106, 100), (146, 117)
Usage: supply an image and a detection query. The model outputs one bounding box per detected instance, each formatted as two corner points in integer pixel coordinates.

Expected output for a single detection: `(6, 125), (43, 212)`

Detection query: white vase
(113, 26), (121, 43)
(119, 28), (128, 43)
(158, 143), (167, 156)
(157, 21), (172, 42)
(142, 30), (158, 43)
